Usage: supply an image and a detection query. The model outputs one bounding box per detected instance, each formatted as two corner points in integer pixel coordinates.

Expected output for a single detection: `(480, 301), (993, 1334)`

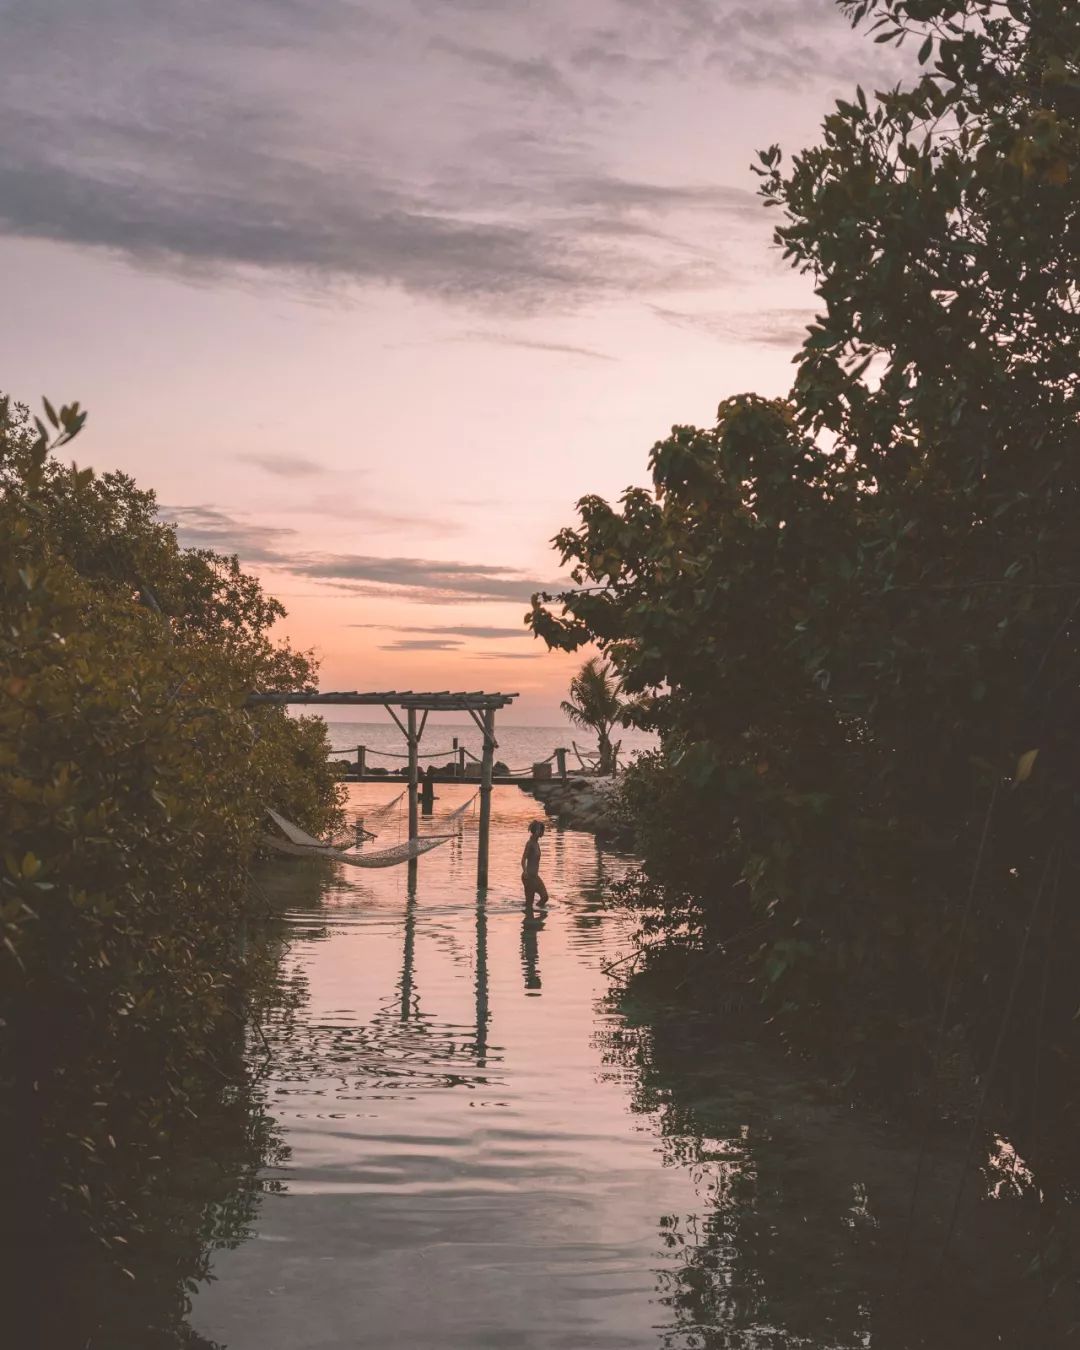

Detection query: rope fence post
(357, 745), (366, 776)
(555, 747), (568, 779)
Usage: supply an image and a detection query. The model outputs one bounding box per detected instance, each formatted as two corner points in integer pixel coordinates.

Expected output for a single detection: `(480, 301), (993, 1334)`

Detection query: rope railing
(329, 744), (460, 760)
(329, 743), (570, 778)
(330, 745), (562, 765)
(501, 753), (556, 775)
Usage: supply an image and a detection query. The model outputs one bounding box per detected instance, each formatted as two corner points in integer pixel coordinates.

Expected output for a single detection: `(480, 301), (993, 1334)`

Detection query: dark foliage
(530, 0), (1080, 1287)
(0, 396), (341, 1335)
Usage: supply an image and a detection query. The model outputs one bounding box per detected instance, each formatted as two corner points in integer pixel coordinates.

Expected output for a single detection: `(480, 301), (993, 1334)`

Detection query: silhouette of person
(521, 820), (549, 912)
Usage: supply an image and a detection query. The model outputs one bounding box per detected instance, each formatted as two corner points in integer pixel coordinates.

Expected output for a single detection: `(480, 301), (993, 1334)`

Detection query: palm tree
(560, 657), (630, 776)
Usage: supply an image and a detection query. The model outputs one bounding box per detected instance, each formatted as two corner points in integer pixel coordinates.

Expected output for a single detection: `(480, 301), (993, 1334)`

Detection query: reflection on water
(521, 915), (544, 993)
(22, 917), (296, 1350)
(44, 783), (1062, 1347)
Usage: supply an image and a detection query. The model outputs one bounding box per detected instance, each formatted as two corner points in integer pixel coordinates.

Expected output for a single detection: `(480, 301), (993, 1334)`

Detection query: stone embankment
(525, 775), (628, 843)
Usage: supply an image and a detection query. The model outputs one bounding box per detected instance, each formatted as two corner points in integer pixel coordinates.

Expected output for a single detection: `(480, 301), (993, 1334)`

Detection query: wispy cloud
(555, 176), (759, 217)
(283, 494), (463, 535)
(163, 504), (297, 562)
(603, 0), (910, 86)
(0, 0), (908, 315)
(237, 452), (326, 477)
(379, 637), (464, 652)
(292, 553), (559, 604)
(0, 1), (819, 312)
(161, 503), (559, 603)
(652, 304), (817, 348)
(432, 38), (578, 102)
(352, 623), (531, 639)
(456, 331), (615, 361)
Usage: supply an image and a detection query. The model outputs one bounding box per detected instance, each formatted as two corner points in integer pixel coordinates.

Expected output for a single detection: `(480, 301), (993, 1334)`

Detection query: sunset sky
(1, 0), (907, 721)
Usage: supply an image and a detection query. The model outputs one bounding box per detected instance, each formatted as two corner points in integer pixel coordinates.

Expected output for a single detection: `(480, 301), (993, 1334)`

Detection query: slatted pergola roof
(247, 690), (517, 711)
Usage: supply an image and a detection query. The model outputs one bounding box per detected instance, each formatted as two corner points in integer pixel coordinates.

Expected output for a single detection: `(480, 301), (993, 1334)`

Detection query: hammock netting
(334, 833), (455, 868)
(265, 806), (375, 848)
(357, 790), (406, 823)
(262, 805), (455, 867)
(438, 791), (478, 824)
(266, 807), (334, 850)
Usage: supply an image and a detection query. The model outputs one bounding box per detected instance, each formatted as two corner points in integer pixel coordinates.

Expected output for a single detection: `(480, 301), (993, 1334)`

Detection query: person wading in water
(521, 820), (549, 912)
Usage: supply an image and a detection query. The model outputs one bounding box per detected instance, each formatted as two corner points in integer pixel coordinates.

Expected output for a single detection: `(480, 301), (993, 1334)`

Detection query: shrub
(0, 396), (342, 1293)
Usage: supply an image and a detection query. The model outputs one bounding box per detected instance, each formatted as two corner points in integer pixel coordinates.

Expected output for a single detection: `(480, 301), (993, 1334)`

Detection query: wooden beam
(246, 689), (519, 712)
(466, 706), (498, 749)
(384, 704), (409, 739)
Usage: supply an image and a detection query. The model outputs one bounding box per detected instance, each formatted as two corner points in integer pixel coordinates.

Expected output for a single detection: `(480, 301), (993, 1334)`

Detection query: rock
(522, 775), (629, 843)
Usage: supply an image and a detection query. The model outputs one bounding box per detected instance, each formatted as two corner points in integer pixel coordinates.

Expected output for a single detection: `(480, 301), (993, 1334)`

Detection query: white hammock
(261, 832), (454, 869)
(262, 805), (455, 869)
(264, 807), (375, 848)
(331, 833), (455, 868)
(266, 807), (337, 850)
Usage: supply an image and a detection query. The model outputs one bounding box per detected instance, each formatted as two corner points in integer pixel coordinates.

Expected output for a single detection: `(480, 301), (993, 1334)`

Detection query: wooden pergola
(247, 690), (518, 887)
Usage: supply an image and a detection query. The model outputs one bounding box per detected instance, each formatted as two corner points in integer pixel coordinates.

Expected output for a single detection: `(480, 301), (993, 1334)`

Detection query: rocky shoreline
(525, 775), (627, 843)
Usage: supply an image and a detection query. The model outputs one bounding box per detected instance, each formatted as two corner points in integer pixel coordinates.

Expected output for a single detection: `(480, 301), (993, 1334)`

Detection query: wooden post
(458, 744), (466, 778)
(476, 706), (495, 889)
(357, 745), (366, 776)
(555, 747), (568, 779)
(407, 708), (418, 841)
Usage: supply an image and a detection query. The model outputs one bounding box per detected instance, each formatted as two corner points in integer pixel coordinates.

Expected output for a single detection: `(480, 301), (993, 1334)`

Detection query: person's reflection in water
(521, 914), (544, 994)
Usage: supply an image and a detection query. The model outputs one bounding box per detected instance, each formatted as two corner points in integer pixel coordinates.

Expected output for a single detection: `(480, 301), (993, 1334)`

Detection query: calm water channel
(183, 784), (1043, 1350)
